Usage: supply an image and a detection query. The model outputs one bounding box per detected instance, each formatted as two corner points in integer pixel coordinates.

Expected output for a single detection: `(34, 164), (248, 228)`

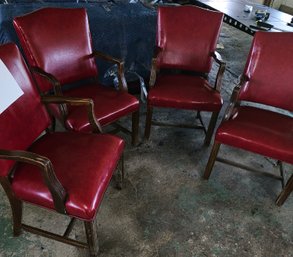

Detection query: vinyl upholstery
(12, 132), (124, 220)
(148, 6), (224, 111)
(13, 7), (139, 131)
(13, 8), (98, 92)
(0, 43), (125, 220)
(216, 106), (293, 165)
(0, 43), (50, 177)
(156, 6), (223, 72)
(148, 74), (222, 111)
(239, 32), (293, 112)
(64, 84), (139, 130)
(216, 32), (293, 164)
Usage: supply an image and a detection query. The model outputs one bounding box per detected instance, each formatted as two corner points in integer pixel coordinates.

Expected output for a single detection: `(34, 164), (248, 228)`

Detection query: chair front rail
(151, 120), (206, 131)
(216, 156), (284, 181)
(22, 224), (88, 248)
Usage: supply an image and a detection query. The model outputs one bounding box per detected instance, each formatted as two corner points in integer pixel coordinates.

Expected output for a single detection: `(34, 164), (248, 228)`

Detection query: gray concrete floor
(0, 23), (292, 257)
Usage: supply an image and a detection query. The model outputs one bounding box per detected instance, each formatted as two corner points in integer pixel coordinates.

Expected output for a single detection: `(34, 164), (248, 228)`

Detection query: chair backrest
(0, 43), (50, 177)
(239, 32), (293, 112)
(13, 7), (98, 93)
(156, 6), (223, 73)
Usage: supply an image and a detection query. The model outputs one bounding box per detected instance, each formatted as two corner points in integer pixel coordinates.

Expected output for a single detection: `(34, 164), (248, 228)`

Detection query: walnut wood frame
(203, 76), (293, 206)
(30, 51), (139, 146)
(0, 96), (125, 256)
(0, 144), (124, 257)
(41, 95), (103, 134)
(144, 47), (226, 146)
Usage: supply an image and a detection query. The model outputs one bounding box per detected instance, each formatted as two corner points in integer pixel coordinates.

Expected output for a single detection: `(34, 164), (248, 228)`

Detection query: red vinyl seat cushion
(216, 106), (293, 165)
(11, 132), (125, 221)
(63, 84), (139, 131)
(148, 74), (222, 111)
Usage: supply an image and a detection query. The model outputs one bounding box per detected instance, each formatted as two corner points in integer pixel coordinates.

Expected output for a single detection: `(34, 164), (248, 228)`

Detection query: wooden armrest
(239, 74), (250, 84)
(30, 66), (62, 95)
(41, 96), (103, 133)
(223, 74), (250, 121)
(91, 51), (122, 65)
(149, 46), (163, 88)
(0, 149), (66, 214)
(153, 46), (163, 59)
(211, 51), (226, 91)
(91, 51), (127, 92)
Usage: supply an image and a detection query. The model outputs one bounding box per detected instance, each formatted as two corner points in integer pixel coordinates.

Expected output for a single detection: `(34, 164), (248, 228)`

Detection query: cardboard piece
(0, 59), (24, 114)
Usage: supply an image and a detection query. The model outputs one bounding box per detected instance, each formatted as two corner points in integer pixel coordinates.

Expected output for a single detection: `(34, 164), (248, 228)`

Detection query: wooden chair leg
(132, 110), (140, 146)
(204, 111), (219, 146)
(84, 221), (99, 257)
(116, 154), (125, 190)
(277, 161), (285, 188)
(11, 199), (22, 236)
(203, 142), (221, 180)
(0, 178), (23, 236)
(276, 174), (293, 206)
(51, 117), (56, 132)
(144, 105), (153, 140)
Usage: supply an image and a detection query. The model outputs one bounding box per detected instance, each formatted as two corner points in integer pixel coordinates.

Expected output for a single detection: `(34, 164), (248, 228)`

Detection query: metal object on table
(192, 0), (293, 35)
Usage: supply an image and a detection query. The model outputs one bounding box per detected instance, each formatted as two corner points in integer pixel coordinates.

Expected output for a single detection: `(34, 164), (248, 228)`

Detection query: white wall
(272, 0), (293, 8)
(272, 0), (283, 8)
(282, 0), (293, 8)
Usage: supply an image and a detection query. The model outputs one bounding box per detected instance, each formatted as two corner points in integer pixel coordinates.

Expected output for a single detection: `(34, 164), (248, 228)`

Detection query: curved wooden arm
(149, 46), (163, 88)
(212, 51), (226, 92)
(41, 96), (103, 133)
(30, 66), (68, 121)
(91, 51), (127, 92)
(91, 51), (122, 64)
(149, 57), (157, 88)
(30, 66), (63, 96)
(223, 74), (250, 121)
(0, 149), (67, 214)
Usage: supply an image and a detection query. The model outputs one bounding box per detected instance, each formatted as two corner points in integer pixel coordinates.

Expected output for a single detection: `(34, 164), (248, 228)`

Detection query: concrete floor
(0, 23), (292, 257)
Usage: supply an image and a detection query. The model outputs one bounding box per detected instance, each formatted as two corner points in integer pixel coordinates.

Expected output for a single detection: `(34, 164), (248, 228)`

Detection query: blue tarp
(0, 1), (156, 86)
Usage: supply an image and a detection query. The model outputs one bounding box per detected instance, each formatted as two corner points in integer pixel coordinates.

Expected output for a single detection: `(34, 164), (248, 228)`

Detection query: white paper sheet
(0, 59), (24, 114)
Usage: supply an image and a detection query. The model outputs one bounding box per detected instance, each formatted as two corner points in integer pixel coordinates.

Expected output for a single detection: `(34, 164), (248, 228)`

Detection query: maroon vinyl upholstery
(64, 84), (139, 130)
(145, 6), (224, 145)
(13, 8), (98, 92)
(216, 32), (293, 158)
(148, 74), (222, 111)
(13, 7), (139, 138)
(239, 32), (293, 112)
(0, 43), (50, 177)
(216, 106), (293, 165)
(12, 132), (124, 220)
(157, 6), (223, 72)
(204, 32), (293, 205)
(0, 43), (125, 220)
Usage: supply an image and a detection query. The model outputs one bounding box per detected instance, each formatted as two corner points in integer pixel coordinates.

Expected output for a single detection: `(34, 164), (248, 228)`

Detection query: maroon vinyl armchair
(13, 7), (140, 145)
(144, 6), (225, 145)
(204, 32), (293, 206)
(0, 43), (125, 256)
